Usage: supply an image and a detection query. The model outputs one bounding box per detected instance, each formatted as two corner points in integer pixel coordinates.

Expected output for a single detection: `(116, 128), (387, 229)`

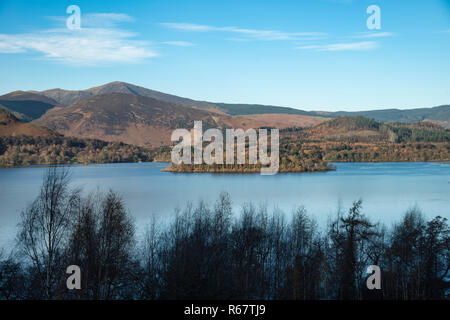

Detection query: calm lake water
(0, 162), (449, 248)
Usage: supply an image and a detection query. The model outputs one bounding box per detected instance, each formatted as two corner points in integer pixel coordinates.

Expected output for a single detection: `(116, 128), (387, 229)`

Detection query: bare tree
(66, 190), (136, 299)
(17, 166), (80, 299)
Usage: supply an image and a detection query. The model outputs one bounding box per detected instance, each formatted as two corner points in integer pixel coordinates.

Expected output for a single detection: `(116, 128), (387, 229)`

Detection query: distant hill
(35, 81), (450, 128)
(0, 91), (58, 121)
(214, 103), (317, 116)
(215, 104), (450, 128)
(0, 81), (448, 148)
(326, 105), (450, 128)
(0, 108), (57, 137)
(40, 81), (219, 111)
(281, 116), (450, 144)
(33, 93), (227, 147)
(33, 92), (325, 147)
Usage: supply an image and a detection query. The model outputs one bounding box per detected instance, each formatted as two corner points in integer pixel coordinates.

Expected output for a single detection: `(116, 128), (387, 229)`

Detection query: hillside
(216, 104), (450, 127)
(0, 134), (170, 167)
(214, 102), (317, 116)
(40, 81), (219, 111)
(283, 116), (450, 143)
(33, 93), (226, 147)
(32, 82), (450, 127)
(0, 91), (58, 121)
(165, 116), (450, 173)
(327, 105), (450, 128)
(278, 116), (450, 164)
(0, 108), (57, 137)
(0, 81), (447, 153)
(33, 92), (324, 147)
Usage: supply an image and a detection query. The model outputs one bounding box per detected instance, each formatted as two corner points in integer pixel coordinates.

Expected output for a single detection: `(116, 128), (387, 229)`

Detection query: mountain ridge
(33, 92), (324, 147)
(31, 81), (450, 127)
(1, 81), (448, 148)
(0, 90), (58, 121)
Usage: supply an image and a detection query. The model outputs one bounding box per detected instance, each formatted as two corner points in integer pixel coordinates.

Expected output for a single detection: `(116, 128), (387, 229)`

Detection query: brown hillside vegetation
(279, 116), (450, 163)
(0, 135), (170, 167)
(33, 93), (325, 147)
(1, 81), (447, 126)
(221, 113), (325, 129)
(0, 90), (58, 105)
(40, 81), (219, 111)
(0, 91), (58, 121)
(166, 116), (450, 173)
(284, 116), (450, 143)
(33, 93), (224, 147)
(0, 109), (57, 137)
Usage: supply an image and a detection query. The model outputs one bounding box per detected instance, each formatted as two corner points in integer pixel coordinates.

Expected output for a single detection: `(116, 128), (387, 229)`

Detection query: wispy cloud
(47, 13), (134, 28)
(352, 32), (396, 39)
(162, 41), (195, 47)
(297, 41), (378, 52)
(82, 13), (134, 27)
(0, 13), (157, 65)
(0, 28), (157, 65)
(161, 22), (326, 41)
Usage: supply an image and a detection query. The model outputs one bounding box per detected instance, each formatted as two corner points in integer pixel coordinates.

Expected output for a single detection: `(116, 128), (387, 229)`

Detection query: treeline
(165, 134), (332, 173)
(0, 135), (171, 167)
(164, 153), (330, 173)
(281, 116), (450, 144)
(166, 117), (450, 173)
(278, 117), (450, 163)
(0, 167), (448, 300)
(289, 141), (450, 162)
(388, 122), (450, 143)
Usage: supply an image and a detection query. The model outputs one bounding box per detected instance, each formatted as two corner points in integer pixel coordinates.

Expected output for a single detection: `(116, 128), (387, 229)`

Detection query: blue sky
(0, 0), (449, 111)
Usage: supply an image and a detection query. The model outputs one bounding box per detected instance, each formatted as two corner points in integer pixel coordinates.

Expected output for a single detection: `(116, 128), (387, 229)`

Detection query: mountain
(40, 81), (220, 111)
(33, 93), (228, 147)
(36, 81), (450, 127)
(0, 108), (57, 137)
(216, 104), (450, 128)
(33, 92), (325, 147)
(0, 91), (58, 121)
(1, 81), (448, 148)
(38, 81), (324, 117)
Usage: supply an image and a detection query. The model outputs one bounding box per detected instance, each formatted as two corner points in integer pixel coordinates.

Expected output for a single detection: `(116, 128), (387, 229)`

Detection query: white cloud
(161, 23), (326, 41)
(352, 32), (396, 38)
(82, 13), (134, 27)
(0, 27), (157, 65)
(0, 12), (157, 65)
(47, 13), (134, 28)
(162, 23), (215, 32)
(0, 39), (25, 53)
(162, 41), (195, 47)
(297, 41), (378, 51)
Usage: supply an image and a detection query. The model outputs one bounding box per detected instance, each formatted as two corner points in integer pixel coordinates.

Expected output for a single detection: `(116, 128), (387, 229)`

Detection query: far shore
(1, 160), (450, 171)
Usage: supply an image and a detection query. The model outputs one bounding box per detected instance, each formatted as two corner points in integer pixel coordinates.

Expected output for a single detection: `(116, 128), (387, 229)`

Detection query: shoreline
(1, 159), (450, 170)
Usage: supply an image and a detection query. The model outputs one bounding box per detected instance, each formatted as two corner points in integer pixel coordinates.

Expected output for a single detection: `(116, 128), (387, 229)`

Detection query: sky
(0, 0), (449, 111)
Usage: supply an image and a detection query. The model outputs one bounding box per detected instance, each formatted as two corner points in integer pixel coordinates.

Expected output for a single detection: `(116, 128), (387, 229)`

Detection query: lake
(0, 162), (449, 248)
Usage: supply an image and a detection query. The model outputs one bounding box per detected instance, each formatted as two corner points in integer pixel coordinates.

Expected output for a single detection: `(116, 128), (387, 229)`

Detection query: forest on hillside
(166, 117), (450, 173)
(0, 167), (448, 300)
(1, 116), (449, 170)
(0, 136), (171, 167)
